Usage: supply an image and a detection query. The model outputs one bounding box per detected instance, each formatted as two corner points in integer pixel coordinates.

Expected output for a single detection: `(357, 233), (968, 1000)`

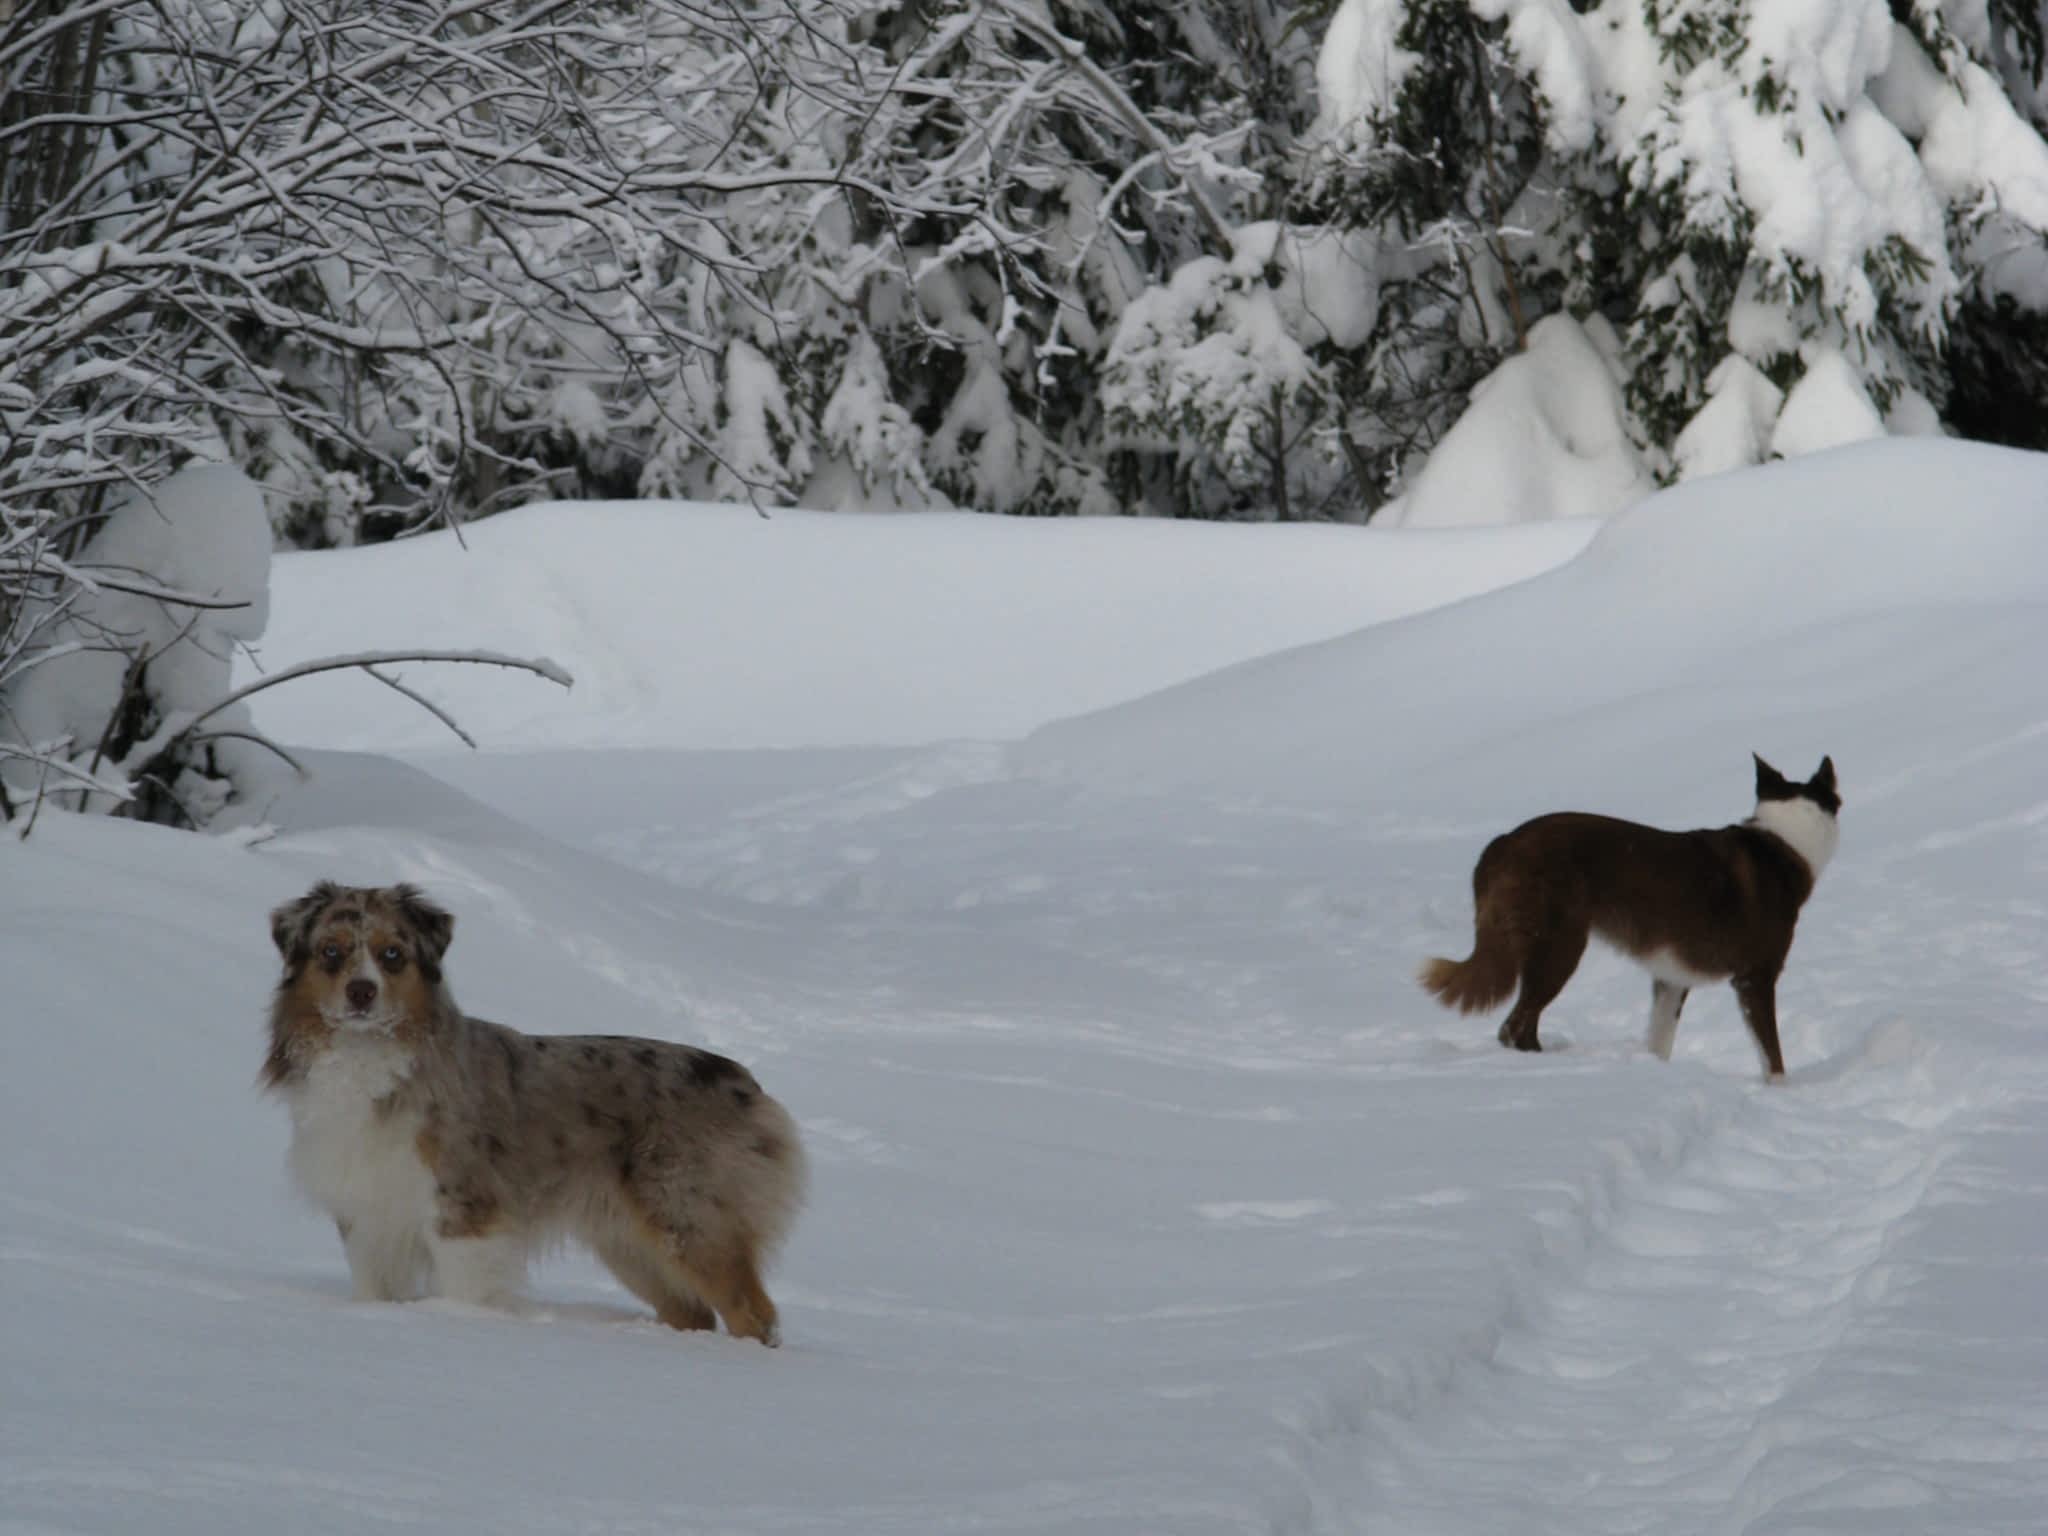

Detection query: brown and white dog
(1419, 755), (1840, 1077)
(262, 881), (804, 1343)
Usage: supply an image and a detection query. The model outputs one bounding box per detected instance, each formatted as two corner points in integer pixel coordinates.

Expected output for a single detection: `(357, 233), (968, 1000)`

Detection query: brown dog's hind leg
(1734, 970), (1788, 1079)
(1499, 917), (1588, 1052)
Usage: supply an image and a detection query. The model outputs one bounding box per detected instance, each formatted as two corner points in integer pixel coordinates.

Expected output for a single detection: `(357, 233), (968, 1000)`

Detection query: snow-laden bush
(3, 1), (771, 543)
(1296, 0), (2048, 512)
(11, 0), (2039, 540)
(3, 1), (1297, 532)
(1, 465), (272, 825)
(0, 460), (572, 831)
(1102, 225), (1356, 520)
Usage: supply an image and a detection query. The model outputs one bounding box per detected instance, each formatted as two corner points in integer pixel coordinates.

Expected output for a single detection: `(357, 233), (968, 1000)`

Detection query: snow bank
(240, 502), (1594, 754)
(1671, 354), (1786, 480)
(1022, 438), (2048, 812)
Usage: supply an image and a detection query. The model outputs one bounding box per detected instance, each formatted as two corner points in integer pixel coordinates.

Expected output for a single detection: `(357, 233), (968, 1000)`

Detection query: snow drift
(1022, 438), (2048, 817)
(240, 503), (1594, 754)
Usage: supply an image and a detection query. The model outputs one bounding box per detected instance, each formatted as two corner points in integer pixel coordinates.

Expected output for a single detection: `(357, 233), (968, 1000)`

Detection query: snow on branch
(169, 649), (573, 751)
(984, 0), (1237, 256)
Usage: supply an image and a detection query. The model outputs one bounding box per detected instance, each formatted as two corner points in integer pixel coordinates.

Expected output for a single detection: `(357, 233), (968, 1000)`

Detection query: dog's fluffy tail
(1418, 889), (1522, 1015)
(745, 1093), (809, 1266)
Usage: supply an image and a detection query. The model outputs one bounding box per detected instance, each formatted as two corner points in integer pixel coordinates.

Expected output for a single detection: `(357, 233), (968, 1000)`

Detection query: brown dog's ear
(270, 881), (341, 966)
(392, 884), (454, 976)
(1813, 755), (1837, 792)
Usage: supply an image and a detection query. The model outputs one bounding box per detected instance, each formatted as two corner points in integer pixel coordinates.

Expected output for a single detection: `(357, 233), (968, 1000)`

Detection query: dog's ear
(270, 881), (340, 967)
(392, 884), (454, 977)
(1805, 754), (1842, 813)
(1753, 753), (1790, 800)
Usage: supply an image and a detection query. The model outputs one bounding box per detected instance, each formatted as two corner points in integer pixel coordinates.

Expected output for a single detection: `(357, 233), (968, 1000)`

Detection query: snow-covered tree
(1102, 224), (1365, 519)
(1300, 0), (2048, 512)
(4, 0), (1295, 535)
(14, 0), (2037, 570)
(781, 0), (1282, 517)
(1293, 0), (1547, 508)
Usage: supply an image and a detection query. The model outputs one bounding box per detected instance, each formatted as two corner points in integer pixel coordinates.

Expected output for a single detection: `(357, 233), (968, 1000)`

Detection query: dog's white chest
(286, 1040), (434, 1226)
(1636, 946), (1726, 989)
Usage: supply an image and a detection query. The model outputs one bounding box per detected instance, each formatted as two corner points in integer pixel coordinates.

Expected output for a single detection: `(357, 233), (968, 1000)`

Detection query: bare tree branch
(173, 648), (573, 747)
(363, 663), (477, 749)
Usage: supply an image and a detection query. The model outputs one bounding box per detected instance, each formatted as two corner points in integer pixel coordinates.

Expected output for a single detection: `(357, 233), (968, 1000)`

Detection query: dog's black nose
(345, 978), (377, 1012)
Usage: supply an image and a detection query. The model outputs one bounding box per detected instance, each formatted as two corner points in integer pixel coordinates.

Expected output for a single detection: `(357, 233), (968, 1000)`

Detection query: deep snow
(237, 503), (1594, 753)
(6, 440), (2046, 1535)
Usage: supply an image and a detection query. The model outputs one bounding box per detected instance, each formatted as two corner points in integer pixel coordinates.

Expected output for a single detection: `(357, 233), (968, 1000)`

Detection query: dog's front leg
(425, 1175), (526, 1308)
(336, 1214), (428, 1301)
(426, 1226), (527, 1309)
(1646, 980), (1689, 1061)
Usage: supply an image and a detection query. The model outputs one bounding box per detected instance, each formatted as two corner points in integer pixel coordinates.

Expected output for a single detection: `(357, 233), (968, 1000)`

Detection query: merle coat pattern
(264, 882), (804, 1343)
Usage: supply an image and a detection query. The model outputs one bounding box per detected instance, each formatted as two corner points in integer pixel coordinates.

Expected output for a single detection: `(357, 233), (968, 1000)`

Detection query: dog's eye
(380, 945), (405, 969)
(319, 943), (343, 964)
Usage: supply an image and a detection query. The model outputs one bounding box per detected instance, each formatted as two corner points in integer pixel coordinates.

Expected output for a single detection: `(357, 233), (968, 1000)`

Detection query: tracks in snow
(458, 753), (2048, 1536)
(1303, 1015), (1974, 1536)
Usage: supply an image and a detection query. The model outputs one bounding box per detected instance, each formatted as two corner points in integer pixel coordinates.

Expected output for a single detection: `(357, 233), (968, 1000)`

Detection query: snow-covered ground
(239, 503), (1595, 752)
(6, 440), (2046, 1534)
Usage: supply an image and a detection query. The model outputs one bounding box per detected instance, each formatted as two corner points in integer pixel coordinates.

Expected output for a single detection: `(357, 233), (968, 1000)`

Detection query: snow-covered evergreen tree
(1102, 224), (1361, 519)
(1299, 0), (2048, 512)
(1293, 0), (1548, 508)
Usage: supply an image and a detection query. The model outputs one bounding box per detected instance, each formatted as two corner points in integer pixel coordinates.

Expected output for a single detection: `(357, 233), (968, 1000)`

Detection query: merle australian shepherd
(263, 881), (804, 1343)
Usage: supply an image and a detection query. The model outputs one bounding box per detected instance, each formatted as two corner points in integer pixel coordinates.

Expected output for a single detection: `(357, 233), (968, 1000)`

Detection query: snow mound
(1021, 438), (2048, 812)
(1768, 347), (1887, 458)
(1377, 314), (1652, 529)
(239, 502), (1593, 754)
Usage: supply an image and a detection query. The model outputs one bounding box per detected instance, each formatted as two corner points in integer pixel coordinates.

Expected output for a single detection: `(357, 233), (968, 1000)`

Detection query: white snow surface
(1672, 354), (1787, 481)
(1767, 347), (1890, 459)
(9, 438), (2048, 1535)
(236, 502), (1594, 754)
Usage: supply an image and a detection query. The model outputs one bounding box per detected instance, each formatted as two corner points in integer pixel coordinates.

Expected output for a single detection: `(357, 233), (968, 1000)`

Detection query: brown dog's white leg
(1647, 980), (1689, 1061)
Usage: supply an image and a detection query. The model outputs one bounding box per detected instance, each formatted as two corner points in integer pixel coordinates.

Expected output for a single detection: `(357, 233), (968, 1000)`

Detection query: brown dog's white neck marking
(1751, 795), (1839, 879)
(1419, 753), (1840, 1078)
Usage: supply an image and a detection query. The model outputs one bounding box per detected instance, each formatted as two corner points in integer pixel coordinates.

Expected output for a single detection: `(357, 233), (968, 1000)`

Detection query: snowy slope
(239, 502), (1594, 753)
(7, 440), (2047, 1535)
(1022, 439), (2048, 816)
